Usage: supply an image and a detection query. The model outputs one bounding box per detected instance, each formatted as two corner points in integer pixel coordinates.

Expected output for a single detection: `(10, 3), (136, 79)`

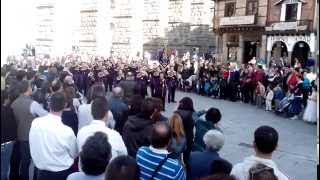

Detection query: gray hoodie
(231, 155), (290, 180)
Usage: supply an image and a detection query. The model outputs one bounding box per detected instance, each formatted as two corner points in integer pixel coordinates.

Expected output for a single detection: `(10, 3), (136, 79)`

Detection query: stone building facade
(265, 0), (317, 68)
(36, 0), (215, 59)
(35, 0), (79, 57)
(213, 0), (268, 64)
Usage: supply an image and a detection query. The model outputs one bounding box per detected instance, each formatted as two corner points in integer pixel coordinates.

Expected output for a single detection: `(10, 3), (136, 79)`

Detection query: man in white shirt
(29, 92), (77, 180)
(231, 126), (290, 180)
(77, 96), (127, 162)
(78, 84), (115, 130)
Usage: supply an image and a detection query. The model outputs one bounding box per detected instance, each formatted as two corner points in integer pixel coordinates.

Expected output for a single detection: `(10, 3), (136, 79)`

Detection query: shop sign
(270, 35), (311, 44)
(219, 15), (255, 26)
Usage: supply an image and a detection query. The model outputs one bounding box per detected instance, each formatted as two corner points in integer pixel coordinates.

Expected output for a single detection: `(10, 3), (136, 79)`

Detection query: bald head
(151, 122), (172, 149)
(112, 87), (124, 98)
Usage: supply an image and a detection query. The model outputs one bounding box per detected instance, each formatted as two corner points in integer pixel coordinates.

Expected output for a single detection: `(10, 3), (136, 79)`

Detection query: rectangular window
(285, 3), (298, 21)
(246, 1), (258, 15)
(225, 2), (236, 17)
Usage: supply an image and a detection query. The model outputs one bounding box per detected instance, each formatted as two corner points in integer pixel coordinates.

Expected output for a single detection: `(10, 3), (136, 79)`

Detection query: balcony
(266, 20), (313, 32)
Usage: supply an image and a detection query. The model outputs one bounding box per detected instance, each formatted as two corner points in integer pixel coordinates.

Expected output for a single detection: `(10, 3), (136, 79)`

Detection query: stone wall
(111, 0), (144, 58)
(36, 0), (216, 58)
(35, 2), (55, 55)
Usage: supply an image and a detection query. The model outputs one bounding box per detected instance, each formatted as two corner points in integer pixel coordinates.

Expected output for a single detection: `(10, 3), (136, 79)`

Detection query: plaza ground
(2, 91), (316, 180)
(163, 91), (317, 180)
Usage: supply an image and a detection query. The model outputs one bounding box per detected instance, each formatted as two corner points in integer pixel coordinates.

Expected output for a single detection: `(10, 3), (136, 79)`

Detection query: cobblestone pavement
(163, 91), (317, 180)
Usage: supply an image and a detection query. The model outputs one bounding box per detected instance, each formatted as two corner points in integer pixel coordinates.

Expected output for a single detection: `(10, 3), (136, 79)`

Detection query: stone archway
(291, 41), (310, 68)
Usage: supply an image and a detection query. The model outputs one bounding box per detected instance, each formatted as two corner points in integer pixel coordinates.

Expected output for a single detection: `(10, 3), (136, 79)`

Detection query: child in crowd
(255, 81), (265, 108)
(273, 84), (286, 111)
(265, 85), (274, 111)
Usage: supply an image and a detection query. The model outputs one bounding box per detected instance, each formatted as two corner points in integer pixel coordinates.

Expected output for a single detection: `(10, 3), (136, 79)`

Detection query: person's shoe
(173, 101), (177, 103)
(290, 116), (298, 120)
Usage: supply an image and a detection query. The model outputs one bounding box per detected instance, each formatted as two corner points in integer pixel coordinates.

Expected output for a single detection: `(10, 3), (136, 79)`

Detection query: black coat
(119, 80), (137, 102)
(122, 113), (154, 157)
(109, 97), (129, 134)
(176, 109), (194, 165)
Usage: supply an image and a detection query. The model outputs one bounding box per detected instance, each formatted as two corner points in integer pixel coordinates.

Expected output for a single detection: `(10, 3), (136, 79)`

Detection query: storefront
(266, 33), (316, 67)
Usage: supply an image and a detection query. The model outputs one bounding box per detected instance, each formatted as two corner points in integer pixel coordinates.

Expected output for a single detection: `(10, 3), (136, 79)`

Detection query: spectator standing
(29, 92), (77, 180)
(67, 132), (112, 180)
(119, 72), (137, 103)
(189, 130), (228, 179)
(77, 97), (127, 161)
(136, 122), (186, 180)
(1, 90), (17, 180)
(256, 81), (266, 108)
(105, 155), (140, 180)
(176, 97), (195, 175)
(109, 87), (129, 134)
(62, 86), (79, 135)
(168, 113), (186, 160)
(265, 86), (274, 111)
(303, 85), (317, 123)
(78, 84), (115, 130)
(10, 80), (48, 180)
(231, 126), (289, 180)
(193, 108), (222, 152)
(122, 98), (157, 156)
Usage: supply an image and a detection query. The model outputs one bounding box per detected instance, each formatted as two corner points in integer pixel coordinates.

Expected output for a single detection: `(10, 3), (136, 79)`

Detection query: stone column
(260, 35), (267, 62)
(238, 33), (244, 64)
(222, 33), (228, 62)
(288, 51), (292, 66)
(267, 51), (271, 67)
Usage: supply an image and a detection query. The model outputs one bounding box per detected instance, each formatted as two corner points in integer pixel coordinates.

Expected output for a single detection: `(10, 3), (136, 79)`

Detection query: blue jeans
(1, 142), (14, 180)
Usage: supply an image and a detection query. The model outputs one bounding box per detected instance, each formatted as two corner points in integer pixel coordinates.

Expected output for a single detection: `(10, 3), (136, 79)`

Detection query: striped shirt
(136, 146), (185, 180)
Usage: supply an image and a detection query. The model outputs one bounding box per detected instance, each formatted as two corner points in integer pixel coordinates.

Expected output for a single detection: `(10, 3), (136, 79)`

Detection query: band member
(135, 71), (148, 98)
(154, 72), (167, 111)
(151, 70), (160, 97)
(167, 70), (177, 103)
(105, 63), (115, 92)
(79, 63), (90, 96)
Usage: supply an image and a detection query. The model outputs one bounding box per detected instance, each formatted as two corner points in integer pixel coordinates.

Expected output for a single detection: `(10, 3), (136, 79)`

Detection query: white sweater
(231, 155), (290, 180)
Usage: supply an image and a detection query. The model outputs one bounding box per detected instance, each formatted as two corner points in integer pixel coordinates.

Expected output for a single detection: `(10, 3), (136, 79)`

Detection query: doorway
(291, 41), (310, 68)
(243, 41), (257, 64)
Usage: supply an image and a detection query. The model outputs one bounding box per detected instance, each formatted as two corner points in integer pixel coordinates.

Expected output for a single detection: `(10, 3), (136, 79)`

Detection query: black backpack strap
(150, 155), (170, 180)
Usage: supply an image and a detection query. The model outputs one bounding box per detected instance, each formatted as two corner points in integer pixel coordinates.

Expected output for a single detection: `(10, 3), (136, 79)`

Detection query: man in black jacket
(122, 98), (157, 157)
(109, 87), (129, 134)
(119, 72), (137, 103)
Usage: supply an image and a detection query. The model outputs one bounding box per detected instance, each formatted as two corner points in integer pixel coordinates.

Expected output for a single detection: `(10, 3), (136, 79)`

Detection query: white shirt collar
(149, 146), (169, 154)
(90, 120), (105, 126)
(47, 113), (62, 121)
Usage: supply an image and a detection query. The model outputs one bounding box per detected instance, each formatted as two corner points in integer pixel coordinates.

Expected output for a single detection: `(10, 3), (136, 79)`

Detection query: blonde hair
(169, 113), (185, 143)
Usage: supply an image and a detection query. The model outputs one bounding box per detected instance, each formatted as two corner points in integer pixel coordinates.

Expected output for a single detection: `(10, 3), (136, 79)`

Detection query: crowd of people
(1, 54), (317, 180)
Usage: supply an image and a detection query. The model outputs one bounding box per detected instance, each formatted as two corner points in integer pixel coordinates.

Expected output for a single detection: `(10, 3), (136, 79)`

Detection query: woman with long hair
(168, 113), (186, 161)
(176, 97), (195, 176)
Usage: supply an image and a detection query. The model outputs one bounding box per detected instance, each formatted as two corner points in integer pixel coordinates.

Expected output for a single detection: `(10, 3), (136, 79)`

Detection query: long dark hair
(177, 97), (194, 112)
